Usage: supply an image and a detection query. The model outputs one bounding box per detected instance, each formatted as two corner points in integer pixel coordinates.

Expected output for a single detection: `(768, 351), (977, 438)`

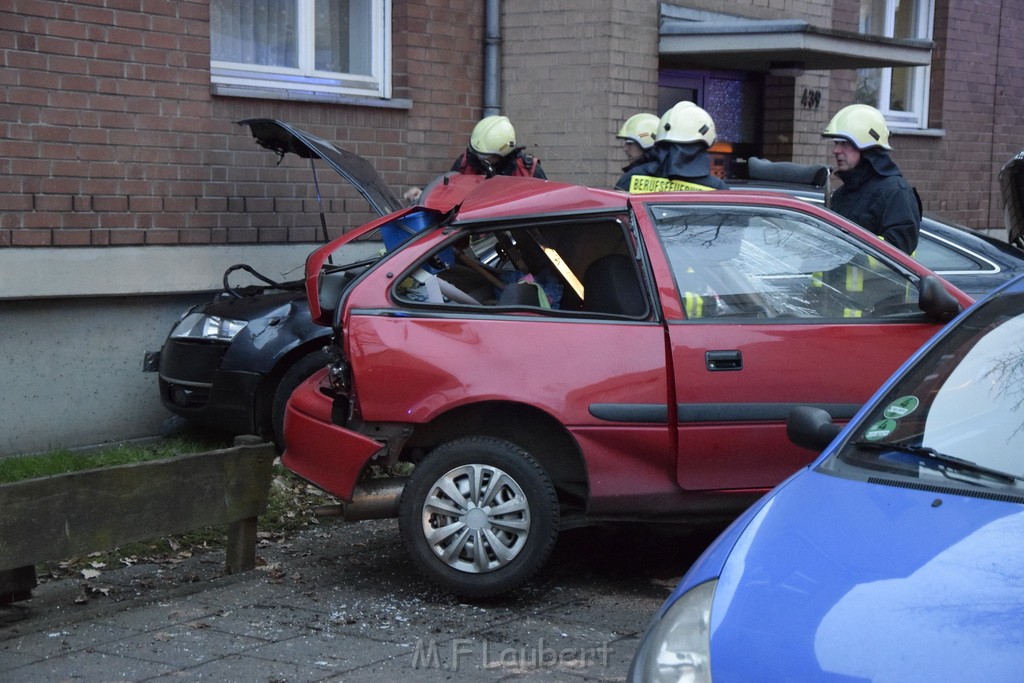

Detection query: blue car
(629, 271), (1024, 682)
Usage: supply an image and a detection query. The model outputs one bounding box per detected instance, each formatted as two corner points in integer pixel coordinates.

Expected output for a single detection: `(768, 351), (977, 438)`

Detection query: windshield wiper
(852, 440), (1024, 485)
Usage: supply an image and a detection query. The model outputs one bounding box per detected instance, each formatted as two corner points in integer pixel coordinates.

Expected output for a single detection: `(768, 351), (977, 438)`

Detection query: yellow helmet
(469, 115), (517, 157)
(617, 113), (660, 149)
(823, 104), (891, 150)
(657, 102), (716, 147)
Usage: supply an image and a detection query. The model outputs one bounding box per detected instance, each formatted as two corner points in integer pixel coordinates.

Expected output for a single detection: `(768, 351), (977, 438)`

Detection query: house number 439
(801, 89), (822, 109)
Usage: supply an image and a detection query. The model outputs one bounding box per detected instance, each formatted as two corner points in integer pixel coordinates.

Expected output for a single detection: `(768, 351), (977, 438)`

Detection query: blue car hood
(709, 469), (1024, 681)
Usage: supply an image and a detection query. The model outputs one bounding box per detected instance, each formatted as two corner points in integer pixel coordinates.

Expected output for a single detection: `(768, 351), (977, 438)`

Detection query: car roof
(415, 173), (632, 222)
(434, 174), (842, 225)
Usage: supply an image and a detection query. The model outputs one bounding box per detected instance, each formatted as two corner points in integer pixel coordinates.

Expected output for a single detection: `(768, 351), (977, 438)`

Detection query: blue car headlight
(169, 313), (247, 342)
(633, 579), (716, 683)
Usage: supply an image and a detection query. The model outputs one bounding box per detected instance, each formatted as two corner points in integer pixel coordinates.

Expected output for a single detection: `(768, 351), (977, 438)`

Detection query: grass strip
(0, 438), (225, 484)
(0, 437), (338, 582)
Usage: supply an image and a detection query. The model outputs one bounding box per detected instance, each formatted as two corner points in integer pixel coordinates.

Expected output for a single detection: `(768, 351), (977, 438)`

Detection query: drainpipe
(483, 0), (501, 116)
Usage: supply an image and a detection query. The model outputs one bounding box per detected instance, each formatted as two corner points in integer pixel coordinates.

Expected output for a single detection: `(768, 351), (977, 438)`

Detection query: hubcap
(420, 463), (531, 574)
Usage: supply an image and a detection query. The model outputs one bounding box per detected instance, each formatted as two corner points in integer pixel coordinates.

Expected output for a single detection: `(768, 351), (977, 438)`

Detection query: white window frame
(857, 0), (934, 129)
(210, 0), (392, 101)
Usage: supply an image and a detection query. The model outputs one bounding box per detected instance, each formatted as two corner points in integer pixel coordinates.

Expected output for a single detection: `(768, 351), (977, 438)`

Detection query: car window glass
(394, 218), (646, 316)
(650, 205), (919, 320)
(914, 233), (988, 273)
(834, 293), (1024, 480)
(922, 313), (1024, 473)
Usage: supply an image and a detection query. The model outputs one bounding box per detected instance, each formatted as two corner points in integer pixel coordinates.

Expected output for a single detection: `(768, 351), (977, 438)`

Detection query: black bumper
(158, 339), (263, 435)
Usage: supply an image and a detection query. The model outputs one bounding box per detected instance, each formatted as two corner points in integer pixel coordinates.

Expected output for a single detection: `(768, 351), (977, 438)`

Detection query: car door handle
(706, 350), (742, 371)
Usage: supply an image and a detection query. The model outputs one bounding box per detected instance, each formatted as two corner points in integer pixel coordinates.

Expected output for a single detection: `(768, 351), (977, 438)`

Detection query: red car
(283, 151), (969, 599)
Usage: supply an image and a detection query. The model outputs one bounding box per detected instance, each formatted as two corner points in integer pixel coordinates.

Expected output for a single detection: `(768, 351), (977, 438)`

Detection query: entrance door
(658, 69), (764, 179)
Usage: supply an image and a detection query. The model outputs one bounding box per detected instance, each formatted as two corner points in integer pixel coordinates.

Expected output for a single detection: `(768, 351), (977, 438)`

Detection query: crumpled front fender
(281, 369), (383, 501)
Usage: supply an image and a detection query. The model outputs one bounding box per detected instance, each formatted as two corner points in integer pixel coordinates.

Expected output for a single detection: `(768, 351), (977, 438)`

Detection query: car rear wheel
(270, 349), (330, 450)
(398, 436), (559, 599)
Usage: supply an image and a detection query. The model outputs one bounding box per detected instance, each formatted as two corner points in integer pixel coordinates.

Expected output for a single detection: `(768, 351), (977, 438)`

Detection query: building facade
(1, 0), (1020, 453)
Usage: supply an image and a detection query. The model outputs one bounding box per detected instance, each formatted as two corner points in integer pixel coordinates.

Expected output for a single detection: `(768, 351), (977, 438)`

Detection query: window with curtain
(856, 0), (933, 129)
(210, 0), (390, 100)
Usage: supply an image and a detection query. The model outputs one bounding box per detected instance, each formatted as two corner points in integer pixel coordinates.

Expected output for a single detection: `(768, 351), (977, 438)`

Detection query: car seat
(582, 254), (645, 316)
(497, 282), (542, 307)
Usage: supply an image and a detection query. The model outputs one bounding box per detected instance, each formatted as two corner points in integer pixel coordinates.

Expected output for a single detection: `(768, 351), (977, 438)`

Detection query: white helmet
(657, 102), (717, 147)
(469, 115), (517, 157)
(823, 104), (891, 150)
(617, 113), (660, 149)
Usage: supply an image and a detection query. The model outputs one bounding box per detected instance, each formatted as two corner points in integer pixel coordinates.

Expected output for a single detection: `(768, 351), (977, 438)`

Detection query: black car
(153, 126), (1024, 446)
(155, 120), (403, 447)
(734, 156), (1024, 300)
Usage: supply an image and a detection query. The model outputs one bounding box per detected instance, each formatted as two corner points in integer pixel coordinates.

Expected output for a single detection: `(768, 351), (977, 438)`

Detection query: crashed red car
(283, 155), (970, 599)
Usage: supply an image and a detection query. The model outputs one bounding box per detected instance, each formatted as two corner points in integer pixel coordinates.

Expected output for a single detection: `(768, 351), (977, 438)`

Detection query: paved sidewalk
(0, 518), (706, 682)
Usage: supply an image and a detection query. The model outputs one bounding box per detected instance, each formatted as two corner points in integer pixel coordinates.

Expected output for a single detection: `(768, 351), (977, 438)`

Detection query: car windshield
(827, 292), (1024, 486)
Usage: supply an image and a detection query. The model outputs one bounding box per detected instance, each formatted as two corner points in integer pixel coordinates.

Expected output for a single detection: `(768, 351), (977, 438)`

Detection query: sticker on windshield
(883, 396), (920, 419)
(865, 419), (898, 441)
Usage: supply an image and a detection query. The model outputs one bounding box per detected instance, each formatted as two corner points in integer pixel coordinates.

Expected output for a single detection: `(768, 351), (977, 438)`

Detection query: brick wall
(685, 0), (831, 24)
(893, 1), (1003, 226)
(4, 0), (1021, 245)
(826, 0), (1022, 230)
(502, 0), (660, 185)
(0, 0), (484, 248)
(982, 0), (1023, 229)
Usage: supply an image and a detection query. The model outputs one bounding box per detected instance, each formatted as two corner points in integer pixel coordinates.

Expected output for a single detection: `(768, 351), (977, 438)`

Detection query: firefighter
(823, 104), (921, 255)
(451, 115), (547, 179)
(614, 113), (659, 190)
(403, 115), (547, 203)
(626, 102), (728, 193)
(623, 103), (726, 317)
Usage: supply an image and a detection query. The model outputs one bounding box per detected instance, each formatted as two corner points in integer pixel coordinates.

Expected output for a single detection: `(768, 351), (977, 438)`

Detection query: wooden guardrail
(0, 436), (275, 603)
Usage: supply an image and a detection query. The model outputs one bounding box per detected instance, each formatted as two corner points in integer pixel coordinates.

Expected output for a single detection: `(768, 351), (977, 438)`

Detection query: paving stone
(0, 518), (714, 681)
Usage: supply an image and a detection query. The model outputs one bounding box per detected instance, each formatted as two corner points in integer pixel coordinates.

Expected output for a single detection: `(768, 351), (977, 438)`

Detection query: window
(915, 231), (993, 274)
(394, 219), (642, 316)
(210, 0), (391, 100)
(856, 0), (933, 129)
(652, 206), (919, 320)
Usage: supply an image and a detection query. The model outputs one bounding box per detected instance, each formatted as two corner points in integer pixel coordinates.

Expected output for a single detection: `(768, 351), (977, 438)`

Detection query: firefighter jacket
(615, 150), (657, 190)
(830, 149), (921, 255)
(624, 142), (728, 192)
(452, 148), (547, 179)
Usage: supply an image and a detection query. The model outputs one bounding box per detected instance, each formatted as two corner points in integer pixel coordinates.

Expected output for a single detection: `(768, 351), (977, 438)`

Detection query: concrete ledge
(0, 245), (315, 300)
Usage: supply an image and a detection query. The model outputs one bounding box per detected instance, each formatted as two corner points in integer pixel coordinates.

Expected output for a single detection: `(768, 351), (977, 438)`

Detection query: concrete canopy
(660, 7), (933, 74)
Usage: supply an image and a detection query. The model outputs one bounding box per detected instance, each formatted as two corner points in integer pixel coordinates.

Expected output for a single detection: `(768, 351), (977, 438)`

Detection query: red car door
(632, 194), (960, 492)
(340, 215), (683, 511)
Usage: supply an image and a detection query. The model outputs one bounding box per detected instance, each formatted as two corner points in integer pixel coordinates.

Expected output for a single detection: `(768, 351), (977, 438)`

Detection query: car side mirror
(787, 406), (843, 452)
(919, 275), (962, 323)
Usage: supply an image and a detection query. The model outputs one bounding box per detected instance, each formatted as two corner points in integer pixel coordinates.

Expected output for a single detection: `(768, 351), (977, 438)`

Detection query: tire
(398, 436), (560, 599)
(270, 349), (331, 450)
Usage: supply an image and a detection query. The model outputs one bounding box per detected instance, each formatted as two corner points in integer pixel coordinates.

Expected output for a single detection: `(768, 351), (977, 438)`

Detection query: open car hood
(1000, 149), (1024, 248)
(237, 118), (404, 218)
